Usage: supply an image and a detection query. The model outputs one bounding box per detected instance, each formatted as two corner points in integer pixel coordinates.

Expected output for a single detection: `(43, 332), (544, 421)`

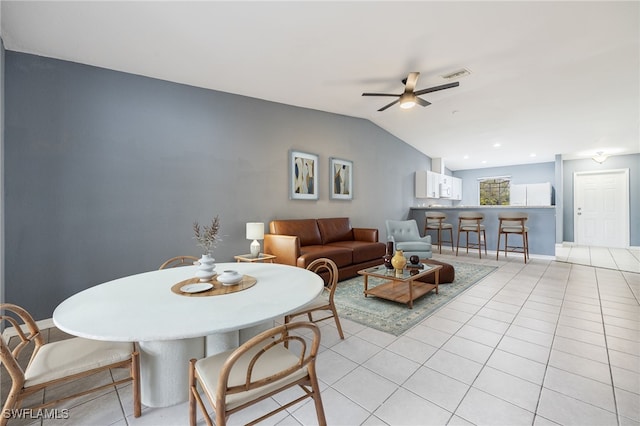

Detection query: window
(479, 177), (510, 205)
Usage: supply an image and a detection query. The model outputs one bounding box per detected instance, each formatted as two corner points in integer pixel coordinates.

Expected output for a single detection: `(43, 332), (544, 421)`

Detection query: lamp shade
(246, 222), (264, 240)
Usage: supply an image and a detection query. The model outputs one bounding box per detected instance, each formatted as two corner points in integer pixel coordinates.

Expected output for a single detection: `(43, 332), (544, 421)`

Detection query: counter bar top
(411, 205), (555, 209)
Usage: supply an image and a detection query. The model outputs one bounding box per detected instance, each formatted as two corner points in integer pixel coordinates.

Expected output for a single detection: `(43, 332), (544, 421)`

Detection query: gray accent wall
(5, 52), (429, 319)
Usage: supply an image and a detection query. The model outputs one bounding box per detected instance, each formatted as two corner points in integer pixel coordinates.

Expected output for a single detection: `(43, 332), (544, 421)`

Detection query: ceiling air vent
(441, 68), (471, 80)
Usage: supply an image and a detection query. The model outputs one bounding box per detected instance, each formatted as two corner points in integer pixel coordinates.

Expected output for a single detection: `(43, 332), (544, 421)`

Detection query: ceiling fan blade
(362, 93), (401, 97)
(414, 81), (460, 96)
(378, 99), (400, 111)
(415, 97), (431, 107)
(404, 72), (420, 94)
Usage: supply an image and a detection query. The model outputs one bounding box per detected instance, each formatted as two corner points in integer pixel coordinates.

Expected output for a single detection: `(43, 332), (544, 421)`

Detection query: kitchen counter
(409, 206), (556, 256)
(412, 205), (555, 209)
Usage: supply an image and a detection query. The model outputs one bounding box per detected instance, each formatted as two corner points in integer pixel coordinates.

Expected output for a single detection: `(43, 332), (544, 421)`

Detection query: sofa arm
(353, 227), (379, 242)
(263, 234), (300, 266)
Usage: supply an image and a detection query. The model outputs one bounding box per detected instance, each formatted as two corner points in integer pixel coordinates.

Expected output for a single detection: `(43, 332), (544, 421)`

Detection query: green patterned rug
(334, 261), (497, 336)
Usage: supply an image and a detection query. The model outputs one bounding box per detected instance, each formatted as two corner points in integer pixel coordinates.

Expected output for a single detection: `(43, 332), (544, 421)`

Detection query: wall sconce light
(246, 222), (264, 258)
(592, 151), (608, 164)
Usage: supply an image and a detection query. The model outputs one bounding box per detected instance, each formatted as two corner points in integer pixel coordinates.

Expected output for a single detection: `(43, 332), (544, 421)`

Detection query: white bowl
(217, 270), (242, 285)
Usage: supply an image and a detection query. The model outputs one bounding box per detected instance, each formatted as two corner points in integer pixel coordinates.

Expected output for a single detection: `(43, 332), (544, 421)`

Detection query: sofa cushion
(327, 241), (386, 264)
(317, 218), (354, 244)
(270, 219), (322, 246)
(297, 246), (353, 268)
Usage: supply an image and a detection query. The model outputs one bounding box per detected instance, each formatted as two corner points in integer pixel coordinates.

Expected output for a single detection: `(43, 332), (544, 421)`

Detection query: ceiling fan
(362, 72), (460, 112)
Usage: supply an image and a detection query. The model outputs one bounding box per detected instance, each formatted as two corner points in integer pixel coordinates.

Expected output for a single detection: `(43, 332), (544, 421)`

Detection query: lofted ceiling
(1, 1), (638, 171)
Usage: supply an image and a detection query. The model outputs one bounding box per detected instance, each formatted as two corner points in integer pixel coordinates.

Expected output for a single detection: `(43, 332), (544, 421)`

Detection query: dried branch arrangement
(193, 216), (221, 255)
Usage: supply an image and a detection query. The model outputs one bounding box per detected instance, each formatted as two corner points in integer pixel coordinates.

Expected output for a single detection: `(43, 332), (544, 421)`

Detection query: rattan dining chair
(0, 303), (141, 425)
(158, 255), (199, 269)
(188, 322), (326, 426)
(284, 258), (344, 340)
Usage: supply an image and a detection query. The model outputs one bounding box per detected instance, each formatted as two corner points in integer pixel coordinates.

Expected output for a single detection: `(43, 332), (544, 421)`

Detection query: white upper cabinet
(415, 171), (440, 198)
(451, 177), (463, 200)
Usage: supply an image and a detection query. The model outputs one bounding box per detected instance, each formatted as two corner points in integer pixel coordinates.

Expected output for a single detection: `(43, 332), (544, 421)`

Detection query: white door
(574, 169), (629, 248)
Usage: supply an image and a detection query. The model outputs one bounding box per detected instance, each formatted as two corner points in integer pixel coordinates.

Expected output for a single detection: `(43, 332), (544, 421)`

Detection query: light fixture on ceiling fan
(362, 72), (459, 112)
(592, 151), (608, 164)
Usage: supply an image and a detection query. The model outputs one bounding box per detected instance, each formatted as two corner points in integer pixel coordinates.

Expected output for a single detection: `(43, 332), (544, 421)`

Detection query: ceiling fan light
(399, 93), (416, 109)
(400, 100), (416, 109)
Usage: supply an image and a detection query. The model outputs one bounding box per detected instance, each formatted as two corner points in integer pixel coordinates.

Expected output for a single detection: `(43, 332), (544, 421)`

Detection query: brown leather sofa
(264, 217), (386, 281)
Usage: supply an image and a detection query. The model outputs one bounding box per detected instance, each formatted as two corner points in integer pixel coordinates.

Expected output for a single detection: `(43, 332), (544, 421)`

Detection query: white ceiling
(2, 1), (638, 171)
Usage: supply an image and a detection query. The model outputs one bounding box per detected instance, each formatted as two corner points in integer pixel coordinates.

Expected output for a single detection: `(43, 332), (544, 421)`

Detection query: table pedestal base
(138, 338), (204, 407)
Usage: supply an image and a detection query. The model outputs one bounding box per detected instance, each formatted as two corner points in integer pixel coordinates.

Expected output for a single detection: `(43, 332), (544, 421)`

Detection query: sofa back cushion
(317, 218), (354, 244)
(269, 219), (322, 246)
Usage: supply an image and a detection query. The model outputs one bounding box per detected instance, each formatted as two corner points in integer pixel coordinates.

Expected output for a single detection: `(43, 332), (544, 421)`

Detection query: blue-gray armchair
(385, 219), (433, 260)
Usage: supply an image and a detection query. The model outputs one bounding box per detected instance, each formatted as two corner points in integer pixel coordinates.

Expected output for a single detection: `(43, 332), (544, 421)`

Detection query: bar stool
(456, 212), (487, 258)
(496, 212), (529, 263)
(424, 212), (454, 253)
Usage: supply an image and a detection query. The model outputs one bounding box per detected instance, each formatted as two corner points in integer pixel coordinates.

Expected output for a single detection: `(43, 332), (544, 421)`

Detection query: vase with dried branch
(193, 216), (222, 282)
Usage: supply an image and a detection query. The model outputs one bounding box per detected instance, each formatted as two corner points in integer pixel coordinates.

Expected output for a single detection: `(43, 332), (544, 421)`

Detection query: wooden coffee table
(358, 264), (442, 309)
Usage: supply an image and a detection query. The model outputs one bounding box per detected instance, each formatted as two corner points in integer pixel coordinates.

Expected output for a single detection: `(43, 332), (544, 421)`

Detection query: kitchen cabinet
(510, 182), (552, 206)
(452, 177), (463, 200)
(415, 171), (440, 198)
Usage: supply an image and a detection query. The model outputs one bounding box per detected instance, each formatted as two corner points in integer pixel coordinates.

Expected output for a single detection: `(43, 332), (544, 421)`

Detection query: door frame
(573, 168), (630, 248)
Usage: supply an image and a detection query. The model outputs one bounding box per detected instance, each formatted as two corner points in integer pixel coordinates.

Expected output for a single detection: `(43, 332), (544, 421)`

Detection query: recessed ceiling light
(493, 143), (501, 148)
(463, 155), (469, 159)
(481, 160), (487, 164)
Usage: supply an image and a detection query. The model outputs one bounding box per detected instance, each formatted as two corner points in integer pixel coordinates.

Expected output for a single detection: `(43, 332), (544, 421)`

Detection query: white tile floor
(5, 248), (639, 426)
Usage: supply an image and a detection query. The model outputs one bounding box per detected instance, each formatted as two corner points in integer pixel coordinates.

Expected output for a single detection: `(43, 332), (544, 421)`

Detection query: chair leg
(188, 360), (198, 426)
(307, 367), (327, 426)
(331, 306), (345, 339)
(131, 351), (141, 418)
(456, 228), (461, 256)
(482, 230), (487, 256)
(437, 228), (442, 254)
(447, 228), (454, 251)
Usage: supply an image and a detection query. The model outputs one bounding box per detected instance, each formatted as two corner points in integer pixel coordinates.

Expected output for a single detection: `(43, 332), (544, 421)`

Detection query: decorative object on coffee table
(391, 249), (407, 277)
(383, 241), (394, 269)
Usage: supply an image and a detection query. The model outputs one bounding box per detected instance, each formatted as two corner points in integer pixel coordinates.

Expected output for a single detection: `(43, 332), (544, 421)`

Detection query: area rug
(334, 261), (497, 336)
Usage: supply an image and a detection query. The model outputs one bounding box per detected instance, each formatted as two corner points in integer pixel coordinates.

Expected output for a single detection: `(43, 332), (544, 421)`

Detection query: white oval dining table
(52, 262), (324, 408)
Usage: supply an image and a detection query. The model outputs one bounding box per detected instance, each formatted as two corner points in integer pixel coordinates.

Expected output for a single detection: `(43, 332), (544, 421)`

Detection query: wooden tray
(171, 275), (257, 297)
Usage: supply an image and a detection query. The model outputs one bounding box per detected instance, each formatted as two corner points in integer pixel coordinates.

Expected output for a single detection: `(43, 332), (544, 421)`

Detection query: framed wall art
(289, 150), (319, 200)
(329, 157), (353, 200)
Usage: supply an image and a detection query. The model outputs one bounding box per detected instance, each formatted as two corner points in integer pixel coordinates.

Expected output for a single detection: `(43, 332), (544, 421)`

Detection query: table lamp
(246, 222), (264, 258)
